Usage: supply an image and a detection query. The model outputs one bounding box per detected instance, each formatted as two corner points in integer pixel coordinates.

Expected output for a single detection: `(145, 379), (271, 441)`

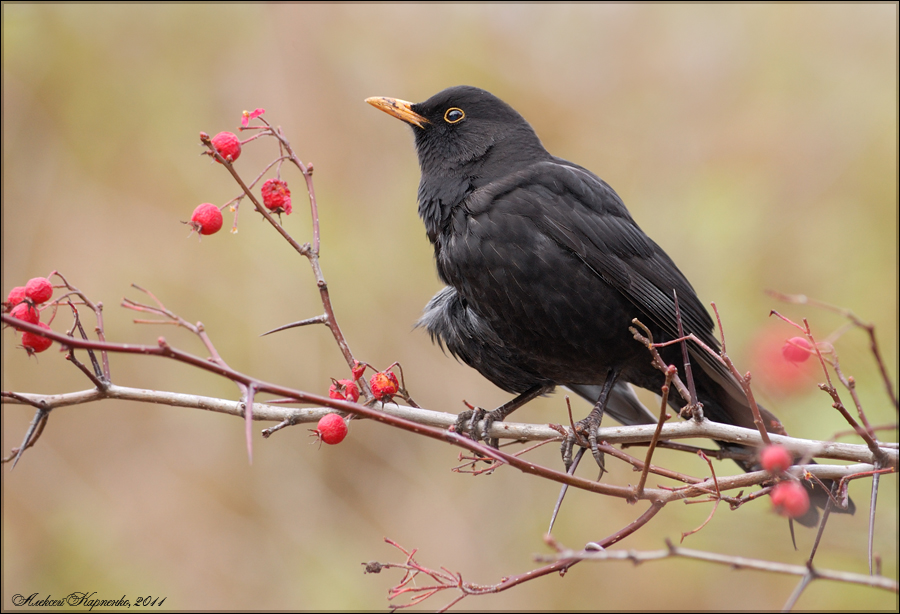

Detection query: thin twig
(636, 365), (675, 497)
(767, 290), (897, 411)
(712, 303), (771, 445)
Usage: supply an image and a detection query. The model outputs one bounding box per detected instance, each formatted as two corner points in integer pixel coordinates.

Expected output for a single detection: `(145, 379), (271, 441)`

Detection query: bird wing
(468, 160), (745, 403)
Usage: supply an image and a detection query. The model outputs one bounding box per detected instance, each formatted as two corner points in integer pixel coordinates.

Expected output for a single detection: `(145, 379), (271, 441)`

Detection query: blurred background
(2, 4), (896, 610)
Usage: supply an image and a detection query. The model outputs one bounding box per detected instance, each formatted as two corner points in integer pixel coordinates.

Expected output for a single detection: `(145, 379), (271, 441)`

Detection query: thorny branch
(4, 316), (895, 475)
(200, 126), (362, 390)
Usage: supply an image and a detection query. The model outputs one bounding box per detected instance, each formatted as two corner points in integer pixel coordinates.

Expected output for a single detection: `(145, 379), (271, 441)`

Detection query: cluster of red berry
(328, 361), (400, 405)
(3, 277), (55, 355)
(314, 362), (403, 446)
(759, 444), (810, 519)
(187, 112), (292, 237)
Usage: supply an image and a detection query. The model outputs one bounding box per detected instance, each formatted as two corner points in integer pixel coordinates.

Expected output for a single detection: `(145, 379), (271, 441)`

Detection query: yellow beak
(365, 96), (429, 129)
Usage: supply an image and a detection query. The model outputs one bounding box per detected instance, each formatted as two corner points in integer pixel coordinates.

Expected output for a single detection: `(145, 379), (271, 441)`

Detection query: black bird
(366, 85), (852, 526)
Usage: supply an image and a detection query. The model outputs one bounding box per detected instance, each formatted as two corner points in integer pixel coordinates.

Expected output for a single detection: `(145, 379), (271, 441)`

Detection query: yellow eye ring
(444, 108), (465, 124)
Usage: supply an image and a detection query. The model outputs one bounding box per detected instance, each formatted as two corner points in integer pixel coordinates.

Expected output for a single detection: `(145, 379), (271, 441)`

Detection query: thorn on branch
(260, 315), (328, 336)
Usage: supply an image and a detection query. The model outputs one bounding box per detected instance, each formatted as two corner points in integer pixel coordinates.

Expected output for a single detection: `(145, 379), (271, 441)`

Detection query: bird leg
(562, 369), (620, 471)
(455, 383), (551, 448)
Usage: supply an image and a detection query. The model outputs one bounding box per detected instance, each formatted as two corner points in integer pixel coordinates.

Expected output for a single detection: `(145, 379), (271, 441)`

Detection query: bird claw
(453, 385), (550, 451)
(454, 407), (499, 448)
(561, 416), (605, 475)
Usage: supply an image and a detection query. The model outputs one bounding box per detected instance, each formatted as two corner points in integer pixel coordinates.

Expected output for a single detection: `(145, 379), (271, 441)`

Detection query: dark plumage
(367, 85), (853, 526)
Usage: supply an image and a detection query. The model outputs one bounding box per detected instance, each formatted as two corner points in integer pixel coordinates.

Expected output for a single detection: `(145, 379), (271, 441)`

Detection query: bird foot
(453, 385), (550, 450)
(561, 413), (605, 474)
(454, 406), (500, 448)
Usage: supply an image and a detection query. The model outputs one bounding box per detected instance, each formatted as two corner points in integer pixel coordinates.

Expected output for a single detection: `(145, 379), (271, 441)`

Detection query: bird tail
(699, 380), (856, 527)
(570, 380), (855, 528)
(567, 382), (658, 426)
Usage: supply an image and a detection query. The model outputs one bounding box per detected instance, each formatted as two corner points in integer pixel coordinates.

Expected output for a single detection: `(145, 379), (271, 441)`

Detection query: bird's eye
(444, 108), (465, 124)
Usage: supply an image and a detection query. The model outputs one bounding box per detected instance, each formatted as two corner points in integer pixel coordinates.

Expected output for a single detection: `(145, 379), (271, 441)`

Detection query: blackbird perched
(367, 85), (853, 526)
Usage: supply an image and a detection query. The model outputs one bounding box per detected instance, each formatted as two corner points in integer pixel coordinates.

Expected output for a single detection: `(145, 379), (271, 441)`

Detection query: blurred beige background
(2, 4), (896, 610)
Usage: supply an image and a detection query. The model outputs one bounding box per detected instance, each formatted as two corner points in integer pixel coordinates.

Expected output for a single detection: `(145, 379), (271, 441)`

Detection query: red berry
(329, 379), (360, 403)
(782, 337), (812, 363)
(211, 131), (241, 163)
(749, 327), (818, 397)
(261, 178), (292, 215)
(189, 203), (223, 236)
(22, 322), (53, 354)
(369, 371), (400, 402)
(9, 302), (39, 325)
(351, 360), (366, 381)
(5, 286), (27, 309)
(312, 413), (348, 445)
(760, 445), (792, 474)
(770, 481), (810, 519)
(25, 277), (53, 304)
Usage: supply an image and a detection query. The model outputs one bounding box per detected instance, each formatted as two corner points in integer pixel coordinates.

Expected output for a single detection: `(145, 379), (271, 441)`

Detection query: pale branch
(3, 383), (895, 470)
(536, 540), (898, 593)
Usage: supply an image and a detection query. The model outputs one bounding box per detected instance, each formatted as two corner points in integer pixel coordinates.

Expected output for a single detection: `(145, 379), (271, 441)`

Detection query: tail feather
(567, 382), (658, 426)
(571, 379), (855, 527)
(695, 372), (856, 527)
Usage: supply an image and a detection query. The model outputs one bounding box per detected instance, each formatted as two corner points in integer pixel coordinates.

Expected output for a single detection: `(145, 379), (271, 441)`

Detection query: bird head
(366, 85), (549, 183)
